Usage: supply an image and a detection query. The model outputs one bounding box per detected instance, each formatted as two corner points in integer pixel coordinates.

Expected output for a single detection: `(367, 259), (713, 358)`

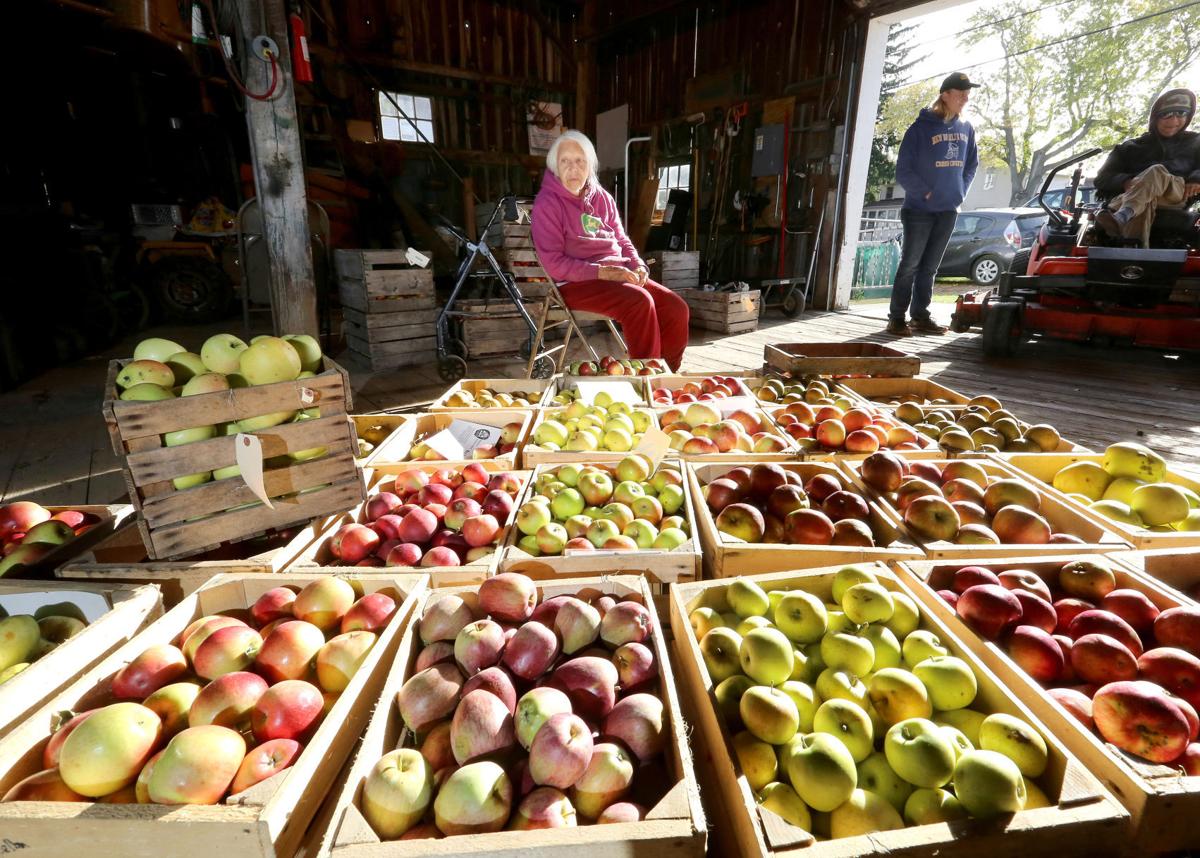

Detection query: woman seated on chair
(531, 130), (689, 372)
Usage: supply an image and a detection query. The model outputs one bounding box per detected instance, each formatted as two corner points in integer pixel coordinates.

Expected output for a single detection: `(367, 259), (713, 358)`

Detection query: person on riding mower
(888, 72), (981, 337)
(531, 130), (689, 372)
(1094, 88), (1200, 246)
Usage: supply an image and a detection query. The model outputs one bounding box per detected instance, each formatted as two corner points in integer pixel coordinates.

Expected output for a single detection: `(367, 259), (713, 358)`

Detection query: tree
(962, 0), (1200, 205)
(867, 24), (927, 200)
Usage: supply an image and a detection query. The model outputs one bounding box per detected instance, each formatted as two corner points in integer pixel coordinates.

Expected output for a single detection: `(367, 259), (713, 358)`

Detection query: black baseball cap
(940, 72), (981, 92)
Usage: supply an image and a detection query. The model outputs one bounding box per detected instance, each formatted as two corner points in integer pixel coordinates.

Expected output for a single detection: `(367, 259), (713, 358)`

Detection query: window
(952, 215), (992, 235)
(655, 164), (691, 212)
(983, 168), (996, 191)
(378, 91), (434, 143)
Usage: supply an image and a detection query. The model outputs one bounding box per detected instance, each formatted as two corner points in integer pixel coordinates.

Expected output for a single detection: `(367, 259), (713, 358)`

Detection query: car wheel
(970, 255), (1002, 286)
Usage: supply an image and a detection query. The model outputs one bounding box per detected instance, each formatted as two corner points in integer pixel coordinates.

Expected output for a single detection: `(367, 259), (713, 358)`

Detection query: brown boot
(910, 317), (946, 335)
(1095, 210), (1121, 239)
(886, 319), (913, 337)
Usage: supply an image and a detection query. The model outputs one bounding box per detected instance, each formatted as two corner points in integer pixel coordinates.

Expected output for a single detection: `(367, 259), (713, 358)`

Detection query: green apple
(903, 787), (968, 825)
(1089, 499), (1144, 526)
(200, 333), (248, 374)
(164, 425), (217, 446)
(819, 631), (874, 676)
(867, 668), (932, 726)
(901, 629), (949, 669)
(861, 625), (902, 671)
(773, 591), (828, 644)
(516, 534), (541, 556)
(740, 628), (795, 686)
(784, 732), (858, 812)
(978, 713), (1048, 777)
(733, 731), (778, 790)
(1102, 476), (1147, 505)
(173, 471), (212, 490)
(813, 699), (873, 762)
(728, 579), (771, 619)
(653, 527), (688, 550)
(939, 725), (973, 763)
(815, 668), (868, 708)
(550, 488), (586, 520)
(700, 627), (743, 683)
(1102, 441), (1166, 482)
(1023, 777), (1052, 809)
(933, 709), (986, 747)
(1052, 461), (1112, 501)
(789, 648), (813, 683)
(952, 749), (1026, 818)
(740, 686), (800, 745)
(165, 352), (207, 385)
(736, 616), (773, 636)
(534, 419), (570, 447)
(658, 484), (685, 515)
(134, 337), (186, 363)
(282, 334), (322, 372)
(883, 718), (956, 789)
(757, 782), (812, 831)
(884, 592), (921, 638)
(120, 383), (175, 401)
(857, 751), (914, 814)
(832, 565), (880, 603)
(913, 656), (978, 711)
(623, 519), (659, 549)
(829, 787), (904, 838)
(841, 583), (894, 625)
(801, 643), (826, 683)
(714, 675), (755, 730)
(556, 463), (583, 487)
(776, 681), (819, 733)
(689, 607), (726, 638)
(826, 609), (854, 635)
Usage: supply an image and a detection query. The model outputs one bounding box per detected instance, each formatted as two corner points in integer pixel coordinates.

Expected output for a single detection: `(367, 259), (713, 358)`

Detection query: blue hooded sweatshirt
(895, 108), (979, 213)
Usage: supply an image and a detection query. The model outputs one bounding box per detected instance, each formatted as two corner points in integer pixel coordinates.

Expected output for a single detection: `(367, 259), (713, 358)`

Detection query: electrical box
(751, 124), (786, 177)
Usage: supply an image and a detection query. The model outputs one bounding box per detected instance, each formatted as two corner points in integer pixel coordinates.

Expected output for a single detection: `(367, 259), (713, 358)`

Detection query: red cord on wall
(201, 0), (282, 102)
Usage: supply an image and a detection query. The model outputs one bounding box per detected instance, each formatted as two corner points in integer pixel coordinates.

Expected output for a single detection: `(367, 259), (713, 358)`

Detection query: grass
(855, 294), (960, 305)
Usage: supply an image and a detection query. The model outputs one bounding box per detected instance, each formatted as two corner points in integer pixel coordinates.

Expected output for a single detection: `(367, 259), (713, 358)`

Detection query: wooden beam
(575, 0), (597, 133)
(238, 0), (318, 337)
(309, 45), (572, 93)
(522, 0), (574, 65)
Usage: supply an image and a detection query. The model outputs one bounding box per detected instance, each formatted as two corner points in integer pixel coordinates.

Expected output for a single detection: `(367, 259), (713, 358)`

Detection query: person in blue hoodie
(889, 72), (981, 336)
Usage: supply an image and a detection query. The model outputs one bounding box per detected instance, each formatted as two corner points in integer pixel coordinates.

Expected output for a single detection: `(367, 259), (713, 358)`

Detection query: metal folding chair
(524, 282), (629, 378)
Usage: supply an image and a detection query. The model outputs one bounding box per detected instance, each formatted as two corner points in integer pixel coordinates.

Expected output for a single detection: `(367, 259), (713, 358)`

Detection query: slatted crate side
(764, 342), (922, 378)
(682, 289), (761, 333)
(0, 580), (164, 738)
(647, 251), (701, 289)
(1109, 547), (1200, 603)
(839, 376), (971, 406)
(334, 250), (435, 299)
(895, 554), (1196, 853)
(669, 565), (1128, 858)
(344, 345), (432, 372)
(461, 316), (534, 359)
(322, 574), (706, 857)
(431, 378), (554, 412)
(365, 410), (533, 470)
(342, 306), (440, 343)
(0, 571), (428, 858)
(344, 332), (436, 361)
(686, 461), (923, 578)
(338, 289), (438, 316)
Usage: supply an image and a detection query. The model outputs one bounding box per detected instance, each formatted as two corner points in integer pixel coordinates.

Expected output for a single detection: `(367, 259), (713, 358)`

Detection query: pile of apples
(0, 501), (103, 577)
(321, 464), (524, 569)
(754, 377), (853, 407)
(2, 578), (396, 804)
(857, 453), (1088, 547)
(767, 401), (934, 455)
(688, 567), (1055, 836)
(659, 403), (790, 455)
(531, 402), (658, 454)
(567, 356), (667, 377)
(890, 396), (1063, 455)
(513, 456), (690, 556)
(650, 375), (751, 405)
(114, 335), (329, 490)
(926, 558), (1200, 770)
(705, 463), (884, 547)
(1049, 442), (1200, 532)
(362, 572), (668, 838)
(440, 386), (543, 409)
(0, 600), (91, 684)
(850, 391), (963, 408)
(406, 422), (525, 462)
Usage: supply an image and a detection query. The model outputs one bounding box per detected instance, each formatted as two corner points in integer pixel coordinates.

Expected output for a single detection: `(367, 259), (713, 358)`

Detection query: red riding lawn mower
(950, 147), (1200, 356)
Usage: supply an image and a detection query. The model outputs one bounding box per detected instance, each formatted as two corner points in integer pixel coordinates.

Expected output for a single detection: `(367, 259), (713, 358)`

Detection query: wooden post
(575, 0), (597, 134)
(238, 0), (319, 337)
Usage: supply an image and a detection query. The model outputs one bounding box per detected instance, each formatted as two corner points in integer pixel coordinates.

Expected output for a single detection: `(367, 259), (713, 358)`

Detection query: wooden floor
(3, 300), (1199, 506)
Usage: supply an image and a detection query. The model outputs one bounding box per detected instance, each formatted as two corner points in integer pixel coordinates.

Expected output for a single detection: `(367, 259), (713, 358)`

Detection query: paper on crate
(634, 426), (672, 468)
(425, 419), (503, 459)
(405, 248), (431, 268)
(717, 395), (760, 416)
(574, 380), (641, 405)
(235, 433), (275, 509)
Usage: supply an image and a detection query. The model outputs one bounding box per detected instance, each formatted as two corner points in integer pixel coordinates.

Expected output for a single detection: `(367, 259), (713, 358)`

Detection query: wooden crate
(454, 299), (542, 359)
(336, 250), (438, 369)
(647, 250), (701, 291)
(103, 356), (365, 561)
(523, 407), (663, 468)
(1109, 547), (1200, 603)
(498, 461), (701, 587)
(0, 571), (427, 858)
(687, 461), (923, 577)
(669, 565), (1128, 858)
(544, 375), (651, 406)
(764, 342), (921, 377)
(895, 554), (1198, 853)
(656, 405), (799, 463)
(430, 378), (554, 412)
(839, 377), (971, 407)
(365, 410), (532, 470)
(647, 373), (756, 401)
(318, 574), (707, 857)
(840, 457), (1131, 559)
(682, 288), (761, 334)
(352, 414), (409, 464)
(0, 579), (163, 737)
(991, 453), (1200, 550)
(889, 410), (1091, 456)
(487, 224), (553, 298)
(757, 403), (941, 463)
(2, 503), (134, 577)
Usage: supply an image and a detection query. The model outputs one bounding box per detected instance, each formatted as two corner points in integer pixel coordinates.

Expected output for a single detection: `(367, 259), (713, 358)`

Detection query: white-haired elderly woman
(531, 129), (689, 371)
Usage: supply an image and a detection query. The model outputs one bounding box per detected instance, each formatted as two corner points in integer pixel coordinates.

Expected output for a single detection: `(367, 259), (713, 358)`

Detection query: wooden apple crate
(336, 249), (437, 370)
(758, 403), (941, 463)
(297, 464), (530, 587)
(430, 377), (555, 412)
(895, 554), (1198, 853)
(498, 461), (701, 588)
(657, 405), (800, 464)
(544, 375), (651, 405)
(103, 356), (365, 561)
(365, 409), (532, 470)
(0, 579), (163, 737)
(647, 373), (756, 400)
(687, 461), (923, 578)
(490, 225), (554, 299)
(990, 453), (1200, 550)
(2, 502), (134, 577)
(646, 250), (701, 291)
(840, 457), (1131, 560)
(838, 376), (971, 407)
(0, 570), (427, 858)
(352, 414), (409, 464)
(669, 565), (1128, 858)
(1109, 547), (1200, 604)
(681, 288), (761, 334)
(523, 406), (664, 468)
(886, 411), (1091, 456)
(453, 298), (547, 359)
(316, 573), (707, 857)
(764, 342), (921, 378)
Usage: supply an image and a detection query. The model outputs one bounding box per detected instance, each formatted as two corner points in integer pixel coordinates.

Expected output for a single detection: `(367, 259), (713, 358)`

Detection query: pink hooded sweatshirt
(531, 169), (645, 283)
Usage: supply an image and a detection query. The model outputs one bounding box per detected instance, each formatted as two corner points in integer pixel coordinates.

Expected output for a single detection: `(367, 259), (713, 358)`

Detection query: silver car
(937, 208), (1049, 285)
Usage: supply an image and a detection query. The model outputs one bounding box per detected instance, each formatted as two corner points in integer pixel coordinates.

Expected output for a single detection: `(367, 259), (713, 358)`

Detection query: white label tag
(235, 433), (275, 509)
(405, 248), (431, 268)
(633, 426), (673, 468)
(425, 420), (502, 460)
(574, 380), (641, 405)
(717, 395), (760, 416)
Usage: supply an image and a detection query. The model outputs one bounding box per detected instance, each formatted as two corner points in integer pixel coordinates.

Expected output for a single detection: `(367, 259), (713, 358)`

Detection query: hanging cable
(200, 0), (281, 102)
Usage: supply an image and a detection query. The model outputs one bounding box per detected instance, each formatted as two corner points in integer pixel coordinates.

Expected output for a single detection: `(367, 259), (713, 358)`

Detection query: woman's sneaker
(886, 319), (913, 336)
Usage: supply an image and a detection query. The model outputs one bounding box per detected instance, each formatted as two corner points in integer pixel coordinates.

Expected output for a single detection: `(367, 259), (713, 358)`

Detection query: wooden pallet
(318, 574), (706, 857)
(647, 250), (700, 290)
(764, 342), (921, 377)
(0, 579), (162, 738)
(682, 288), (761, 333)
(0, 571), (427, 858)
(669, 564), (1128, 858)
(896, 554), (1195, 853)
(102, 357), (365, 560)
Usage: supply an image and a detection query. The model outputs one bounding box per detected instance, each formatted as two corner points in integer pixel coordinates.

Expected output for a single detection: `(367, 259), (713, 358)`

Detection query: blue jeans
(890, 208), (957, 323)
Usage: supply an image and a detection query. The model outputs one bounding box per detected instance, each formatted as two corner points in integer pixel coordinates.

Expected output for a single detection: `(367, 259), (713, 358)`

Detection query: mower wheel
(982, 301), (1021, 358)
(949, 313), (970, 334)
(970, 254), (1003, 286)
(1008, 248), (1032, 277)
(147, 256), (233, 323)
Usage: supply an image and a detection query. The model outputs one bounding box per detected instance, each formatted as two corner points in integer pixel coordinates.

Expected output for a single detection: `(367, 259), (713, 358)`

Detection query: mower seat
(1148, 206), (1200, 250)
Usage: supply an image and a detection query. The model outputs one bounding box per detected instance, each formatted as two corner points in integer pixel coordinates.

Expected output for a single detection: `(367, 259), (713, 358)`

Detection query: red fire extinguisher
(290, 10), (313, 83)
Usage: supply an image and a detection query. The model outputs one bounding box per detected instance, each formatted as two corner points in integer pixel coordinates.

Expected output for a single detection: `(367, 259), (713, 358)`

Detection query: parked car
(937, 208), (1048, 285)
(1023, 184), (1096, 212)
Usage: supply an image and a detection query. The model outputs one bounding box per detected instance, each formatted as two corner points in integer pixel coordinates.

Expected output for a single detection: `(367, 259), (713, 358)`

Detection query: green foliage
(868, 24), (928, 200)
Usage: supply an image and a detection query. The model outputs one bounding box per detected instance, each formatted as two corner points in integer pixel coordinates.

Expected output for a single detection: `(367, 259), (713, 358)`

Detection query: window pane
(658, 166), (668, 180)
(399, 119), (419, 142)
(419, 120), (434, 142)
(656, 189), (668, 210)
(415, 97), (432, 120)
(381, 116), (399, 140)
(679, 164), (690, 188)
(378, 91), (395, 117)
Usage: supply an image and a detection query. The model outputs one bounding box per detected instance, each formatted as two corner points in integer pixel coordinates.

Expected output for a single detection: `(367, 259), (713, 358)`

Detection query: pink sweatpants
(557, 278), (690, 371)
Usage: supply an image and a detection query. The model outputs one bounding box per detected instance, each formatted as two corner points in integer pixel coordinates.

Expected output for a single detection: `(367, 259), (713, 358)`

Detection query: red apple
(2, 768), (87, 802)
(420, 546), (461, 567)
(1154, 606), (1200, 656)
(450, 689), (516, 765)
(749, 464), (789, 501)
(716, 503), (767, 543)
(293, 577), (357, 631)
(386, 543), (424, 567)
(1138, 647), (1200, 710)
(952, 566), (1002, 594)
(831, 518), (875, 546)
(1053, 598), (1095, 634)
(373, 515), (405, 542)
(1071, 633), (1138, 685)
(1006, 625), (1064, 683)
(230, 738), (302, 794)
(479, 573), (538, 622)
(599, 601), (652, 647)
(193, 626), (263, 681)
(909, 461), (944, 485)
(189, 671), (269, 729)
(250, 588), (297, 626)
(1100, 589), (1160, 634)
(111, 644), (188, 699)
(461, 666), (518, 714)
(1068, 610), (1143, 657)
(398, 663), (465, 733)
(365, 492), (403, 522)
(1093, 680), (1192, 763)
(766, 485), (808, 519)
(859, 452), (906, 493)
(461, 514), (501, 548)
(255, 620), (327, 683)
(822, 491), (870, 522)
(803, 473), (842, 504)
(43, 709), (97, 769)
(991, 505), (1051, 544)
(601, 693), (665, 761)
(330, 523), (380, 563)
(1175, 742), (1200, 775)
(1048, 687), (1094, 730)
(503, 621), (560, 681)
(548, 656), (619, 720)
(397, 508), (439, 544)
(250, 679), (324, 743)
(997, 569), (1053, 603)
(613, 642), (657, 689)
(341, 592), (397, 634)
(956, 584), (1023, 640)
(1011, 590), (1057, 634)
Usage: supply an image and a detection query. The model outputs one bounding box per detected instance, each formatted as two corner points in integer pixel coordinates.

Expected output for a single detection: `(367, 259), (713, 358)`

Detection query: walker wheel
(782, 291), (804, 318)
(437, 355), (468, 383)
(531, 356), (555, 379)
